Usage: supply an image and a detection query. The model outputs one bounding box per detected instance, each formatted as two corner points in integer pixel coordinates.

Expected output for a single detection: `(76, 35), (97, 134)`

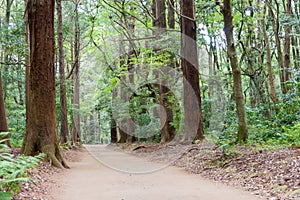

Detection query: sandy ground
(49, 145), (262, 200)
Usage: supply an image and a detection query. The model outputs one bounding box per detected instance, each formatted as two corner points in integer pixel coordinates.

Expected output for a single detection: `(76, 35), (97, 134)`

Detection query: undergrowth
(0, 133), (44, 200)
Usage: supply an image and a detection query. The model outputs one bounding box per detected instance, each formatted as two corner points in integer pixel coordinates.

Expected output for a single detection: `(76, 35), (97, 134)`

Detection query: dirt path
(50, 145), (262, 200)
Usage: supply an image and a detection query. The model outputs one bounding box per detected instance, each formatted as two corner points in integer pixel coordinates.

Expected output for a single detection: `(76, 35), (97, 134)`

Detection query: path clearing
(50, 145), (262, 200)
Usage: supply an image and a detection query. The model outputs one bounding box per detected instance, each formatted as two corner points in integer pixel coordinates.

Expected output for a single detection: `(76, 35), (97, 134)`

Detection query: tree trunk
(71, 1), (81, 145)
(0, 0), (13, 147)
(155, 0), (176, 143)
(22, 0), (68, 168)
(181, 0), (204, 142)
(269, 1), (287, 94)
(167, 0), (175, 29)
(261, 3), (278, 104)
(291, 0), (299, 70)
(126, 50), (136, 143)
(110, 88), (118, 143)
(0, 71), (10, 147)
(117, 42), (127, 144)
(1, 0), (14, 100)
(283, 0), (292, 93)
(221, 0), (248, 142)
(57, 0), (69, 144)
(291, 34), (299, 70)
(152, 0), (157, 27)
(124, 9), (136, 143)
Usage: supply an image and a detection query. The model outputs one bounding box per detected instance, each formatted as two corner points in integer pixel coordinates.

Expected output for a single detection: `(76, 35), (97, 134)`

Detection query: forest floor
(13, 143), (300, 200)
(14, 148), (81, 200)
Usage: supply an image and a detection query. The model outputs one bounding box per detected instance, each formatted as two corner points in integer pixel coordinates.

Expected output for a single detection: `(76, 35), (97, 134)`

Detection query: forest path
(50, 145), (261, 200)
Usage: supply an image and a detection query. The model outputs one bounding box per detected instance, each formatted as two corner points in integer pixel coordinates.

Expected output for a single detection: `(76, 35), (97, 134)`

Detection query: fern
(0, 132), (45, 197)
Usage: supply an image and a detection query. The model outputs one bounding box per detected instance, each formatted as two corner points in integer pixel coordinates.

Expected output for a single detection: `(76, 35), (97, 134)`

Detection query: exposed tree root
(23, 143), (69, 169)
(42, 145), (69, 169)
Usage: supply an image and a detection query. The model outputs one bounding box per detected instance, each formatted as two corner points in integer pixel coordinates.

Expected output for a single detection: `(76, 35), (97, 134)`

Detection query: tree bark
(283, 0), (292, 93)
(167, 0), (175, 29)
(181, 0), (204, 142)
(110, 88), (118, 143)
(261, 3), (279, 104)
(117, 42), (127, 143)
(71, 1), (81, 145)
(124, 9), (136, 143)
(1, 0), (14, 99)
(22, 0), (68, 168)
(57, 0), (69, 144)
(0, 71), (10, 147)
(155, 0), (176, 143)
(221, 0), (248, 142)
(269, 1), (287, 94)
(0, 0), (13, 147)
(291, 34), (299, 70)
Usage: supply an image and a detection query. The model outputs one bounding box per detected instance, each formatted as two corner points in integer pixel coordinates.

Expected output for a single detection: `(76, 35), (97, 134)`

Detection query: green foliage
(0, 133), (45, 197)
(0, 191), (13, 200)
(281, 123), (300, 147)
(215, 90), (300, 148)
(6, 103), (26, 147)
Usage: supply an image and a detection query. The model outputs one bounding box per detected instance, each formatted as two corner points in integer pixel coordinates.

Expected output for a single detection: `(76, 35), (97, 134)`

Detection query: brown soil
(14, 148), (81, 200)
(48, 145), (260, 200)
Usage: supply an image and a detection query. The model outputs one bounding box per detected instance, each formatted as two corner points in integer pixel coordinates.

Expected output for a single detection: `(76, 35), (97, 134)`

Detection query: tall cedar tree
(22, 0), (68, 168)
(71, 1), (81, 145)
(57, 0), (69, 144)
(156, 0), (175, 143)
(181, 0), (204, 141)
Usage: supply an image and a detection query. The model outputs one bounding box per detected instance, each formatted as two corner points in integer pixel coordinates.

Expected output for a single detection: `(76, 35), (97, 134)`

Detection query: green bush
(281, 122), (300, 147)
(215, 91), (300, 148)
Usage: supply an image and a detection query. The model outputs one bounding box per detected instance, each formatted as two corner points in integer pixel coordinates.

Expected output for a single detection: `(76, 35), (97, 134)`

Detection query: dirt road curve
(50, 145), (262, 200)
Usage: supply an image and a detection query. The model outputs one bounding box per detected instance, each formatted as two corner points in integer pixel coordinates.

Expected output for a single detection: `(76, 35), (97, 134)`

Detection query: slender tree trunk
(0, 0), (13, 147)
(221, 0), (248, 142)
(71, 1), (81, 145)
(117, 42), (127, 143)
(0, 71), (10, 147)
(168, 0), (175, 29)
(261, 3), (279, 104)
(125, 10), (136, 143)
(126, 50), (136, 143)
(16, 55), (24, 106)
(151, 0), (161, 127)
(1, 0), (14, 99)
(291, 0), (299, 70)
(110, 88), (118, 143)
(22, 0), (68, 168)
(57, 0), (69, 144)
(291, 35), (299, 70)
(208, 39), (214, 99)
(156, 0), (175, 143)
(181, 0), (204, 142)
(283, 0), (292, 93)
(269, 1), (287, 94)
(152, 0), (157, 27)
